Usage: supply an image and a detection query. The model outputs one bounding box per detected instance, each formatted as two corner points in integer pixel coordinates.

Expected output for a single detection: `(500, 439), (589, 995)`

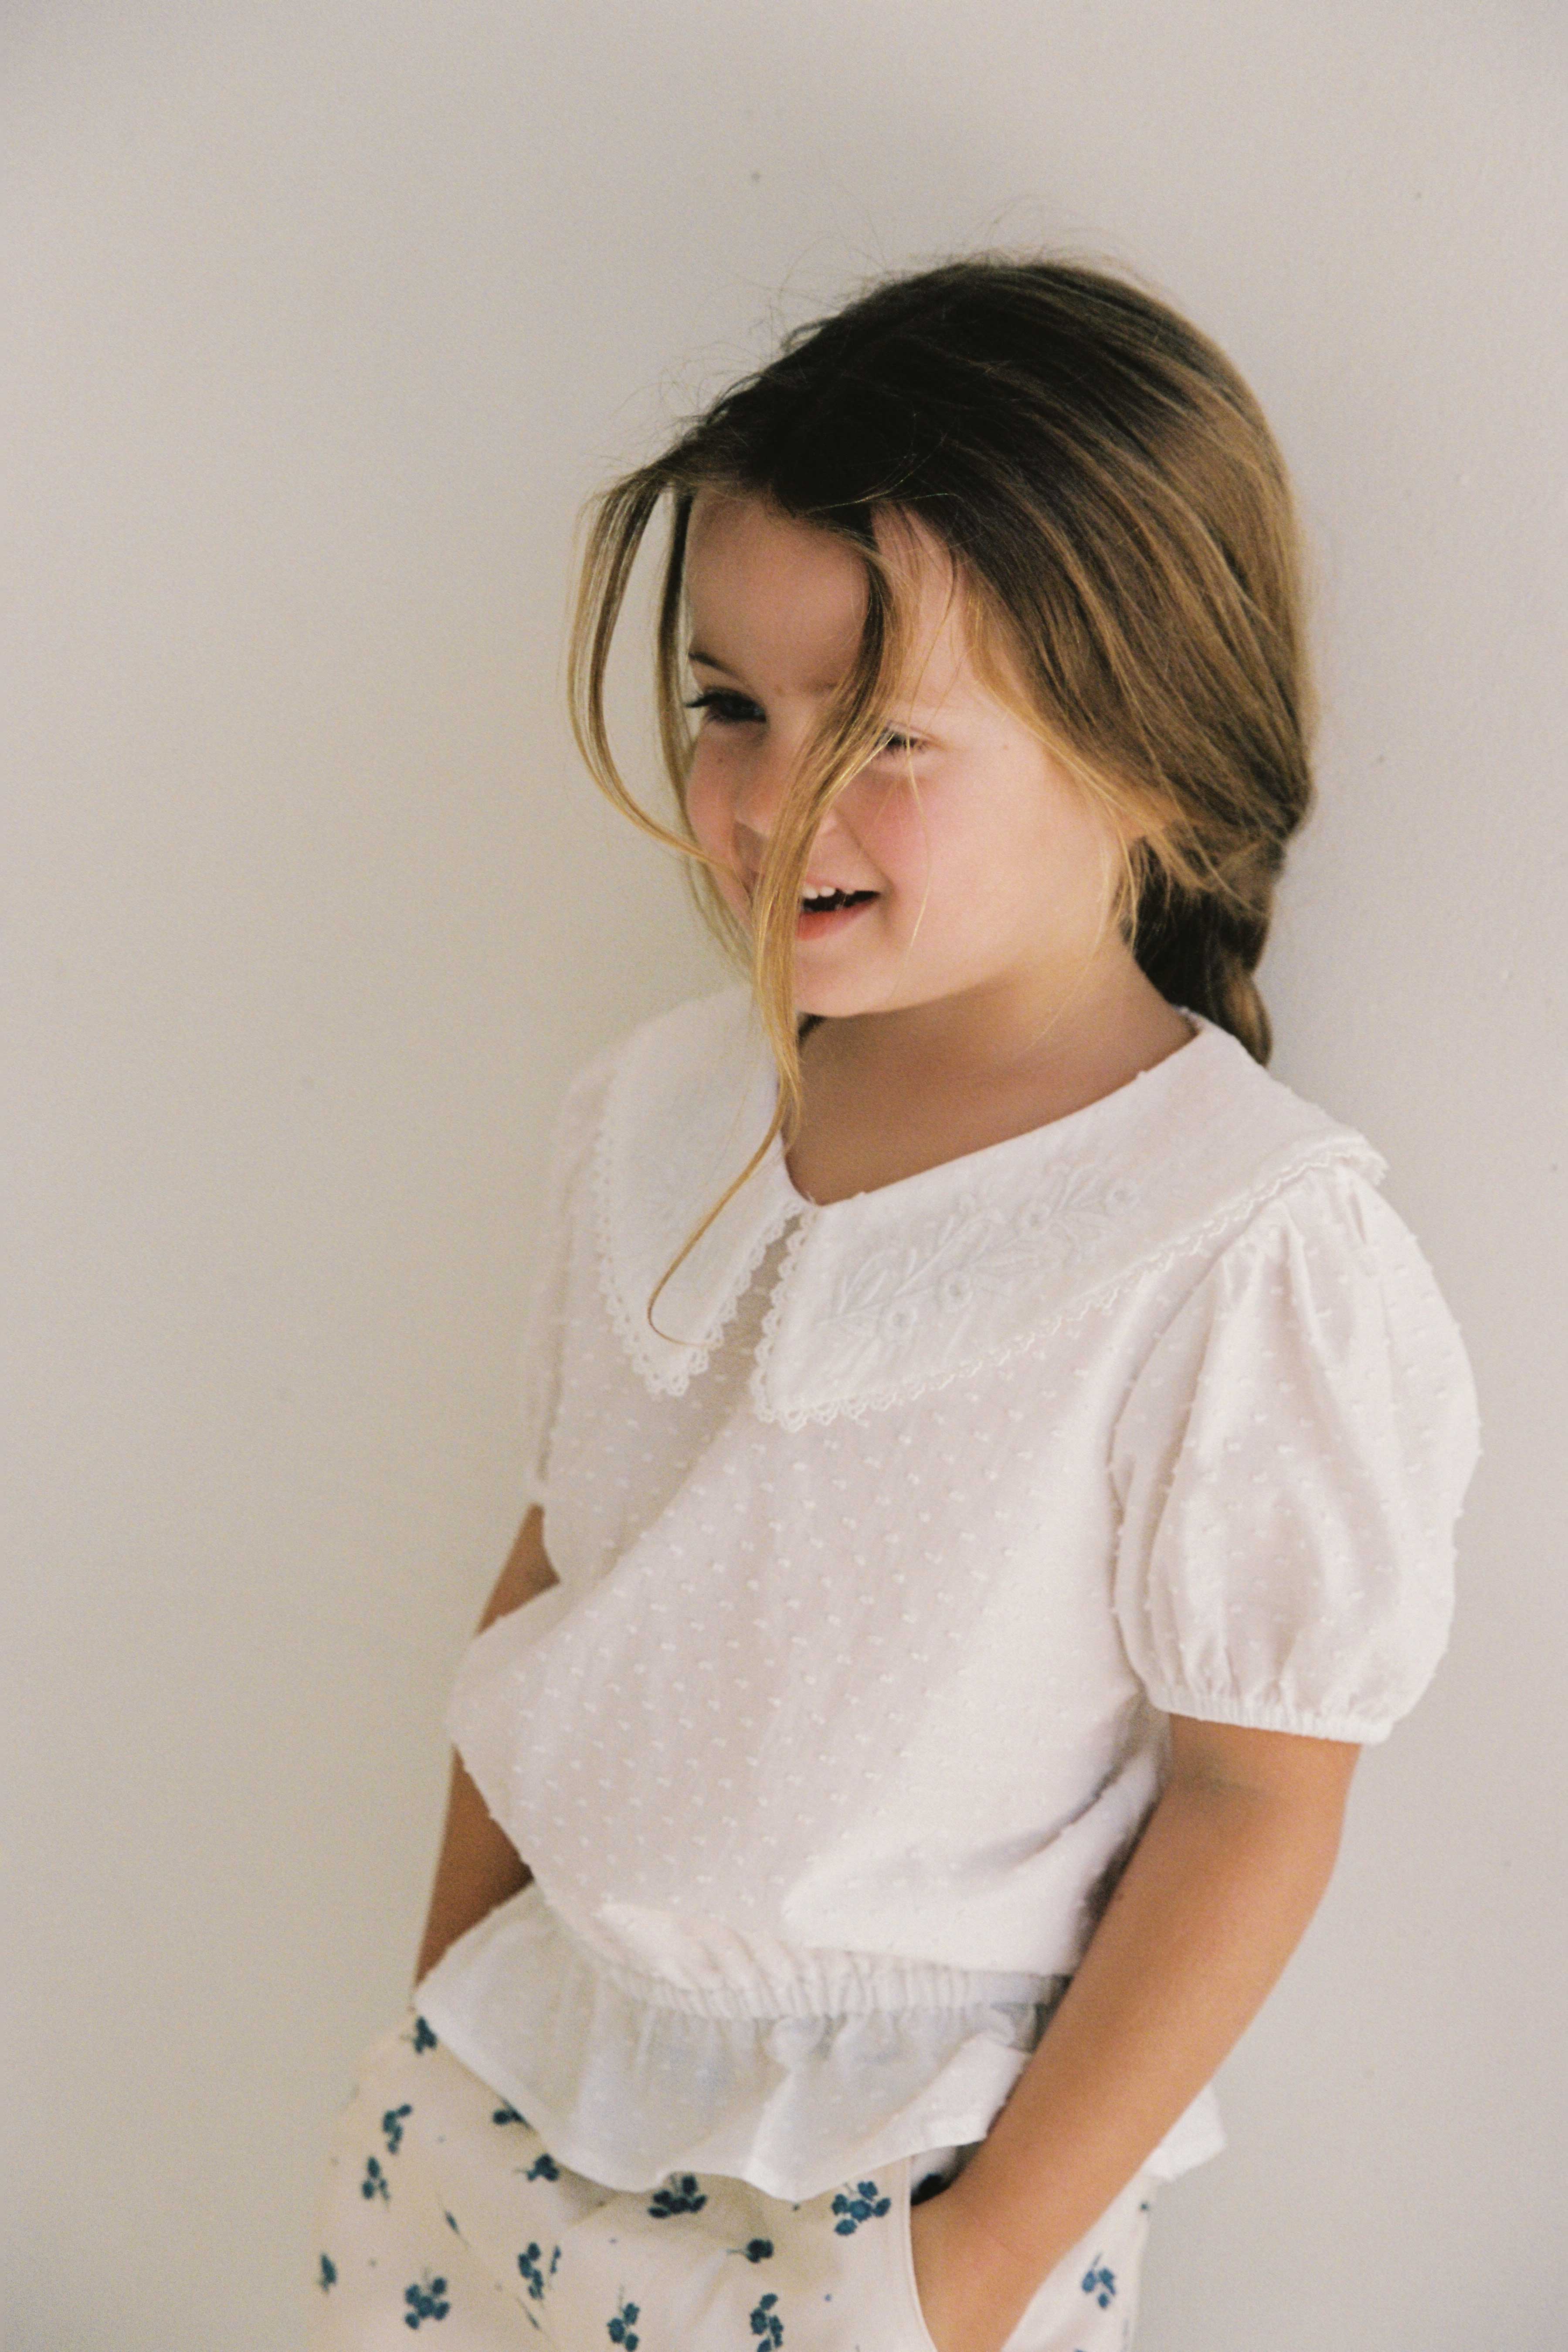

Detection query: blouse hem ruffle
(414, 1983), (1228, 2202)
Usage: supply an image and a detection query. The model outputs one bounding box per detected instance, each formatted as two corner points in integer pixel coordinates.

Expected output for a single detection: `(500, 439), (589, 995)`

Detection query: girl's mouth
(797, 888), (878, 936)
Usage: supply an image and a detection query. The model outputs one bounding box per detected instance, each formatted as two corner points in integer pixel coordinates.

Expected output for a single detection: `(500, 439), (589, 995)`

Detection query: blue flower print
(749, 2289), (784, 2345)
(382, 2103), (413, 2155)
(830, 2180), (890, 2234)
(493, 2103), (528, 2127)
(550, 2247), (560, 2277)
(403, 2271), (450, 2327)
(1080, 2258), (1117, 2309)
(361, 2156), (390, 2202)
(731, 2237), (774, 2263)
(517, 2242), (548, 2301)
(525, 2150), (560, 2182)
(318, 2254), (337, 2291)
(607, 2296), (640, 2347)
(648, 2173), (708, 2218)
(411, 2016), (438, 2054)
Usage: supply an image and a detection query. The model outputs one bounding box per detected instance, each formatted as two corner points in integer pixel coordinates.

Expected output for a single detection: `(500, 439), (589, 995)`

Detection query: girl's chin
(791, 967), (907, 1024)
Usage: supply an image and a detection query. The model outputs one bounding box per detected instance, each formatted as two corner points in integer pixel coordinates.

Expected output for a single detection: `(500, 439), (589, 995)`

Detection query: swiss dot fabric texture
(417, 987), (1480, 2205)
(309, 2008), (1158, 2352)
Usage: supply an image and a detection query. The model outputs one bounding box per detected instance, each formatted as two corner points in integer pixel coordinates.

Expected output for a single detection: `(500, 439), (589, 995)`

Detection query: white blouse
(416, 986), (1480, 2203)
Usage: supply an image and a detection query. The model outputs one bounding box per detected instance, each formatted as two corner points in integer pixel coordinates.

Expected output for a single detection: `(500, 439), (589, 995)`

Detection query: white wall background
(3, 5), (1563, 2346)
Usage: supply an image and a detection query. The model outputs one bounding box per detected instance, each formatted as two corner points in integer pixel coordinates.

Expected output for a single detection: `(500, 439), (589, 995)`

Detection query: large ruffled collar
(592, 987), (1385, 1429)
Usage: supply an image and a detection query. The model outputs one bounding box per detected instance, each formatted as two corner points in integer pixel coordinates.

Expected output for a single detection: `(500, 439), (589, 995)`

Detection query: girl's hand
(907, 2182), (1046, 2352)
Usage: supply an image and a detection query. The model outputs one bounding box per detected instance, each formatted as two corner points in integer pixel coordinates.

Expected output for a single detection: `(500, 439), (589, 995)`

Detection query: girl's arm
(412, 1504), (559, 1989)
(911, 1715), (1361, 2352)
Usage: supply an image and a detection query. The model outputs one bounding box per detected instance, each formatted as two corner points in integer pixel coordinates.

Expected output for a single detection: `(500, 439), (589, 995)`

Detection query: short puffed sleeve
(514, 1046), (616, 1514)
(1110, 1161), (1480, 1744)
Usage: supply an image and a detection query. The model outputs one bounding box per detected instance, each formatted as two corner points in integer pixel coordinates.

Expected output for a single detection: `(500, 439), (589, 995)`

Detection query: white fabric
(417, 986), (1480, 2204)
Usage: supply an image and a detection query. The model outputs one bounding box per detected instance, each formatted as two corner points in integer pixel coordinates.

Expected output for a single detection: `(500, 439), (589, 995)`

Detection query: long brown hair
(567, 253), (1317, 1321)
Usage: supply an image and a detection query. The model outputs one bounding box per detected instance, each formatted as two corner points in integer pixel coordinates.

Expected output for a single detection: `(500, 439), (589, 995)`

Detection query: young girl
(309, 255), (1479, 2352)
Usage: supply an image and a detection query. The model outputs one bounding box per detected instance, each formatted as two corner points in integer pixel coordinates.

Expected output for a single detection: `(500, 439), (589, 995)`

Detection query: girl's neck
(785, 959), (1194, 1206)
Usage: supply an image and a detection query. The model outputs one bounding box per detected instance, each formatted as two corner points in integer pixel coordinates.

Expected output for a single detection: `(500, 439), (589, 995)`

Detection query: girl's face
(681, 491), (1133, 1031)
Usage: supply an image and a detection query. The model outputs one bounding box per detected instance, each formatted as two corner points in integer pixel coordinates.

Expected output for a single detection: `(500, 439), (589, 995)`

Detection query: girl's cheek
(845, 787), (934, 897)
(683, 771), (751, 922)
(683, 764), (732, 865)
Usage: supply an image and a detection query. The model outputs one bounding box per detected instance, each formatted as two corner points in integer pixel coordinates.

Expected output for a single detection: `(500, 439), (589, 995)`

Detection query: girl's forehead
(686, 491), (865, 628)
(685, 489), (972, 705)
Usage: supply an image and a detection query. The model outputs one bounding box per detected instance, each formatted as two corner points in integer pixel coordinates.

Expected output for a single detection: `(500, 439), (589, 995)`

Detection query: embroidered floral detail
(813, 1170), (1140, 1358)
(830, 2179), (891, 2233)
(361, 2156), (390, 2202)
(748, 2289), (784, 2345)
(752, 1137), (1384, 1428)
(381, 2102), (413, 2154)
(492, 2102), (528, 2127)
(410, 2016), (438, 2054)
(731, 2237), (774, 2262)
(647, 2173), (707, 2218)
(317, 2254), (337, 2291)
(607, 2296), (641, 2347)
(526, 2151), (561, 2182)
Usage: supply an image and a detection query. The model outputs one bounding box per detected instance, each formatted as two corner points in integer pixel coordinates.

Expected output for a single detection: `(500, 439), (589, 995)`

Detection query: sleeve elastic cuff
(1140, 1687), (1394, 1745)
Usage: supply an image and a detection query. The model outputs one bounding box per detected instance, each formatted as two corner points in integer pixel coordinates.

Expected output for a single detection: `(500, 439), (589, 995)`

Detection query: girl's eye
(683, 691), (923, 760)
(682, 689), (761, 725)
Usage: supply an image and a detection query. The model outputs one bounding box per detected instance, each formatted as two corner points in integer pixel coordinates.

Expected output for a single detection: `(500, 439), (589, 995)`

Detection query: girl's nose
(735, 791), (848, 883)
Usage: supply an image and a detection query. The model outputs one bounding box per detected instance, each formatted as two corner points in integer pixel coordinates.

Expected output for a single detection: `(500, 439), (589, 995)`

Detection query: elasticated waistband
(555, 1899), (1068, 2021)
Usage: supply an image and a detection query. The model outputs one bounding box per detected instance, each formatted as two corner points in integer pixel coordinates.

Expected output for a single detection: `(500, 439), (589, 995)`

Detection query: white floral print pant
(309, 2010), (1156, 2352)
